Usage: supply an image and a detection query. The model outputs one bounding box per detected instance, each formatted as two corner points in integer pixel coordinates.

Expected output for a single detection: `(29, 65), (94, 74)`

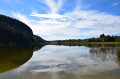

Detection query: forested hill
(0, 14), (45, 45)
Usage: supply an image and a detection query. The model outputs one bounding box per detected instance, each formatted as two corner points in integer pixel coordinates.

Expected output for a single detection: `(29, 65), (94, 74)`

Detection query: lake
(0, 45), (120, 79)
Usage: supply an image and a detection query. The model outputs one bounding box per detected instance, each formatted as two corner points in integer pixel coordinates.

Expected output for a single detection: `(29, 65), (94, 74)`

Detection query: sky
(0, 0), (120, 40)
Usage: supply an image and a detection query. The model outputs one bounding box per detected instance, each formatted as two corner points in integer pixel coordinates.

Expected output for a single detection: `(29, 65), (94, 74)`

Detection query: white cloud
(34, 0), (64, 19)
(38, 0), (63, 14)
(112, 2), (120, 7)
(12, 0), (120, 41)
(30, 12), (66, 19)
(12, 12), (31, 25)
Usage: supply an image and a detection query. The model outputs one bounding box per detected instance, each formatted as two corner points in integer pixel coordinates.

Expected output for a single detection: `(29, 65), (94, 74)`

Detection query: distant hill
(0, 14), (45, 45)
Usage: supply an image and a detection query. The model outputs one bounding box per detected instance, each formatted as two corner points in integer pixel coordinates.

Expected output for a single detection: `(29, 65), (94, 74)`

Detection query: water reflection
(0, 45), (120, 79)
(0, 46), (33, 73)
(0, 45), (44, 73)
(90, 47), (120, 64)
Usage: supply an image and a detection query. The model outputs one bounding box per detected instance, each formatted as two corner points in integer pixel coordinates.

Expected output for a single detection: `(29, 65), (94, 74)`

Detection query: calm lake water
(0, 45), (120, 79)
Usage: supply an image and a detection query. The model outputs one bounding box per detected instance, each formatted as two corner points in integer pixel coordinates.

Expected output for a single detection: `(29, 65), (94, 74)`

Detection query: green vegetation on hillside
(0, 14), (45, 45)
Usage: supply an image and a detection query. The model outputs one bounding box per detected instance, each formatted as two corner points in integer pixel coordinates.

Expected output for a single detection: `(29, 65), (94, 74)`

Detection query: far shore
(49, 41), (120, 45)
(77, 42), (120, 44)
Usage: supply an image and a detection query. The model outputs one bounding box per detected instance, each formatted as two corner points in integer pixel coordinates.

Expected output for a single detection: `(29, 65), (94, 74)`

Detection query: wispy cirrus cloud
(112, 2), (120, 7)
(12, 12), (30, 24)
(31, 0), (64, 19)
(38, 0), (63, 14)
(12, 0), (120, 40)
(30, 12), (66, 19)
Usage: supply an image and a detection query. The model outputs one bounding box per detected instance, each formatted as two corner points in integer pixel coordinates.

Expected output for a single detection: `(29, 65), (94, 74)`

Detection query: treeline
(83, 34), (120, 42)
(50, 34), (120, 45)
(0, 14), (45, 45)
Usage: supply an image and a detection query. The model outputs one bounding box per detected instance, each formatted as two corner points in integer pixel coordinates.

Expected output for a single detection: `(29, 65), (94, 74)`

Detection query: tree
(100, 34), (105, 38)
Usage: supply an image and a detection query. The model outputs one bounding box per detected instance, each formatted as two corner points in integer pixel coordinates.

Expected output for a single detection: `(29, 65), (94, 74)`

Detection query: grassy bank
(77, 42), (120, 44)
(49, 41), (120, 47)
(50, 41), (120, 45)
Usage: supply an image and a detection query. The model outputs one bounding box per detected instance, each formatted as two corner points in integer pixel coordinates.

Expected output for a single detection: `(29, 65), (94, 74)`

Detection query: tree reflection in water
(89, 47), (120, 64)
(0, 45), (44, 73)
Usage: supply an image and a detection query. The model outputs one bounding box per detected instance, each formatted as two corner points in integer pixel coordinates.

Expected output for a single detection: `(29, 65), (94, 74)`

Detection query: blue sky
(0, 0), (120, 40)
